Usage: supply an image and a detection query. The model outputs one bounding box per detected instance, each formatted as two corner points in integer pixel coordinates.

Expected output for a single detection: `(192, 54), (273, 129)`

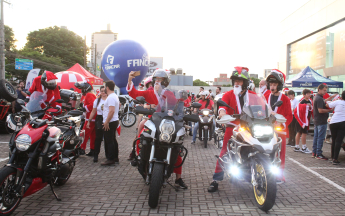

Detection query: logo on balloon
(127, 53), (149, 67)
(107, 55), (114, 64)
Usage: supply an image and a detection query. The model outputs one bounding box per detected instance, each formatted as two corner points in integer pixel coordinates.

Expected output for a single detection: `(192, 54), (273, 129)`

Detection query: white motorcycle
(215, 92), (285, 212)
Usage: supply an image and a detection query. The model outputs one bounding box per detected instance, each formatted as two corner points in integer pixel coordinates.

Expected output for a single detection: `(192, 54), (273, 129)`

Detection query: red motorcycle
(0, 92), (80, 215)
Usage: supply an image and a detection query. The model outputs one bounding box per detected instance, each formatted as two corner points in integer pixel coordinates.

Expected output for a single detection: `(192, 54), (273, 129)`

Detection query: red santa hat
(45, 71), (58, 81)
(271, 69), (286, 84)
(283, 87), (289, 92)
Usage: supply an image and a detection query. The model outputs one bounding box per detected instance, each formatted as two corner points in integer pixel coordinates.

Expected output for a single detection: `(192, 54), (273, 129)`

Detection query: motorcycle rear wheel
(148, 163), (164, 208)
(253, 160), (277, 212)
(0, 166), (22, 216)
(121, 113), (136, 128)
(204, 129), (208, 148)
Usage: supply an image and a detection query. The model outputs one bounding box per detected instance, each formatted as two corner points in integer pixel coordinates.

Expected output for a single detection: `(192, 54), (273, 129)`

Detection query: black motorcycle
(197, 108), (215, 148)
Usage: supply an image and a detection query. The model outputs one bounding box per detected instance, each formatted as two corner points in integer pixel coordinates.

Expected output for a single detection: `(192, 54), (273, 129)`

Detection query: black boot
(86, 150), (94, 157)
(208, 181), (218, 192)
(93, 154), (98, 163)
(80, 149), (86, 155)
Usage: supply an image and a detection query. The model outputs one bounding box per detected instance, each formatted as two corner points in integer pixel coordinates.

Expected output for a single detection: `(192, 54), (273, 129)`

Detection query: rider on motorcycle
(208, 66), (254, 192)
(264, 69), (292, 183)
(191, 91), (215, 144)
(126, 69), (188, 189)
(75, 81), (97, 156)
(27, 71), (62, 110)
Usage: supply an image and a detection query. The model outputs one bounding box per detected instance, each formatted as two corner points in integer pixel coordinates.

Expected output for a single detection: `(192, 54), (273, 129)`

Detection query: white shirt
(328, 100), (345, 124)
(290, 98), (299, 113)
(103, 93), (119, 123)
(93, 98), (106, 115)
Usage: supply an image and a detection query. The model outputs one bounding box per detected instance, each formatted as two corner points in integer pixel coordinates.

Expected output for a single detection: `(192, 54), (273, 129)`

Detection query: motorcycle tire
(148, 163), (164, 208)
(121, 113), (136, 128)
(204, 129), (208, 148)
(253, 157), (277, 212)
(0, 166), (22, 215)
(0, 79), (17, 102)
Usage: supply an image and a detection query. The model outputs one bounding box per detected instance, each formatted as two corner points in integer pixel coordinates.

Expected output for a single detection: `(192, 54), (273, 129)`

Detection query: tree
(250, 77), (260, 87)
(222, 84), (231, 87)
(5, 25), (16, 51)
(193, 79), (209, 86)
(25, 26), (88, 67)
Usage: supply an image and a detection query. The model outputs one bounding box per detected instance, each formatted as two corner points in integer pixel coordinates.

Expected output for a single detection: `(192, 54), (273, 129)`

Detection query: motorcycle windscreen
(26, 91), (47, 113)
(242, 92), (272, 119)
(155, 84), (185, 118)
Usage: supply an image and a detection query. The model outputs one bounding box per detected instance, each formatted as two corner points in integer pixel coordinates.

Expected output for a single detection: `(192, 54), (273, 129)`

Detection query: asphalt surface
(1, 127), (345, 216)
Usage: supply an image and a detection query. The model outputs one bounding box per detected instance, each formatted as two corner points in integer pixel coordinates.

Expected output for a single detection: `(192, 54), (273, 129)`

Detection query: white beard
(260, 86), (266, 93)
(233, 86), (242, 95)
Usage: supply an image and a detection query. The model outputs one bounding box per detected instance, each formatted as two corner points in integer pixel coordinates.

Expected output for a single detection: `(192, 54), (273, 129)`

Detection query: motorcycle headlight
(15, 134), (32, 151)
(160, 133), (171, 142)
(252, 125), (273, 138)
(203, 110), (210, 116)
(161, 122), (174, 134)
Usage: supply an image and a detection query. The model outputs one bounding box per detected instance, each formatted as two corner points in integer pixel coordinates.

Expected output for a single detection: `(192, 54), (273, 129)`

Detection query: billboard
(147, 57), (163, 77)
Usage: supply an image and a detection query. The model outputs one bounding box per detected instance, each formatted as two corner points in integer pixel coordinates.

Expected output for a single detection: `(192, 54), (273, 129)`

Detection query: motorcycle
(0, 92), (83, 215)
(133, 89), (200, 208)
(214, 123), (225, 149)
(197, 108), (215, 148)
(215, 92), (285, 212)
(119, 95), (137, 128)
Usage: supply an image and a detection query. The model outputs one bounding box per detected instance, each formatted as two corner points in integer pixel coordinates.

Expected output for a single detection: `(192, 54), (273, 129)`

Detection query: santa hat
(271, 69), (286, 84)
(234, 66), (249, 73)
(283, 87), (289, 92)
(45, 71), (58, 81)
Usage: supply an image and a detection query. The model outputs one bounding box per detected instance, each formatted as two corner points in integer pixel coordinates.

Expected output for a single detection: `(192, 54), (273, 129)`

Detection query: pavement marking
(309, 167), (345, 170)
(0, 142), (8, 143)
(0, 158), (8, 162)
(289, 157), (345, 193)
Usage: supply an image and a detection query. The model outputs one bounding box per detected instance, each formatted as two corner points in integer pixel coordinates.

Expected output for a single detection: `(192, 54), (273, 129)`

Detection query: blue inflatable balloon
(101, 40), (149, 94)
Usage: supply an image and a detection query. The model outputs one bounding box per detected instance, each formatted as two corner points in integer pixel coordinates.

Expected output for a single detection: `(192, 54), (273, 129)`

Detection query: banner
(25, 69), (40, 90)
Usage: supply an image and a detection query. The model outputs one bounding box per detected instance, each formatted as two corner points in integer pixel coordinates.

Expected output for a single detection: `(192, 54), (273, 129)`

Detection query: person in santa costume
(27, 71), (62, 110)
(294, 89), (313, 154)
(208, 66), (255, 192)
(264, 69), (292, 184)
(75, 81), (97, 156)
(259, 79), (271, 98)
(126, 69), (188, 189)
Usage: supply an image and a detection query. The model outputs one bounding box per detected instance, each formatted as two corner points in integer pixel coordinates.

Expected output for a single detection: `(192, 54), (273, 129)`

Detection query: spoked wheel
(0, 167), (22, 216)
(253, 161), (276, 212)
(121, 113), (136, 128)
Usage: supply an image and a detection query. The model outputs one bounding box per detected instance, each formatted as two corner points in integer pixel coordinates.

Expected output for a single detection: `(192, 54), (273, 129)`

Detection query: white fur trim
(41, 85), (48, 95)
(235, 94), (242, 114)
(49, 96), (55, 104)
(126, 82), (134, 92)
(56, 105), (61, 109)
(85, 106), (90, 112)
(218, 108), (226, 115)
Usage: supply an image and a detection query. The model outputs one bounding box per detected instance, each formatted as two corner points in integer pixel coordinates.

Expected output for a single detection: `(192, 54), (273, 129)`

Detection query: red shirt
(323, 93), (330, 99)
(198, 99), (214, 110)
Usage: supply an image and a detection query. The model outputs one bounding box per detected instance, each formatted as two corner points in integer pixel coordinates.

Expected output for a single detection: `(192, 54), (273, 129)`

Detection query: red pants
(278, 134), (286, 181)
(81, 121), (95, 150)
(213, 127), (233, 181)
(136, 128), (182, 174)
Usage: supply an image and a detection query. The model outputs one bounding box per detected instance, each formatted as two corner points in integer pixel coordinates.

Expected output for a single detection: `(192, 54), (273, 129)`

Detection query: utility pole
(0, 0), (9, 79)
(94, 44), (97, 75)
(83, 36), (86, 68)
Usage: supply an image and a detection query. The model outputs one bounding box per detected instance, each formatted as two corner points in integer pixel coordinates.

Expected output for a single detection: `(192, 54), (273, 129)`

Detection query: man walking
(101, 81), (120, 166)
(312, 84), (336, 160)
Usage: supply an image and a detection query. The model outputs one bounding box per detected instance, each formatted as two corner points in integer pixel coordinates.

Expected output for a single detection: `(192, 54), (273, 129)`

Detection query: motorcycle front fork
(146, 145), (172, 185)
(250, 159), (258, 187)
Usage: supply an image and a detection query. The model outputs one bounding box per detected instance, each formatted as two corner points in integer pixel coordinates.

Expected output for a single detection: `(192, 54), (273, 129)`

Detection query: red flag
(117, 124), (121, 137)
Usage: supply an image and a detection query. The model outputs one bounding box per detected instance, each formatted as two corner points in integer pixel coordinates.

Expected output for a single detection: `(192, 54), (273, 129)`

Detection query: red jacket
(263, 89), (271, 98)
(219, 90), (256, 126)
(294, 103), (312, 129)
(127, 82), (158, 105)
(264, 92), (293, 130)
(28, 76), (62, 109)
(83, 92), (96, 121)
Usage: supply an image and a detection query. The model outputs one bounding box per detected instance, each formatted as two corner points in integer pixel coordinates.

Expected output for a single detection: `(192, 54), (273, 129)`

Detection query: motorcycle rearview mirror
(24, 98), (30, 103)
(217, 99), (231, 109)
(183, 114), (199, 123)
(136, 96), (146, 104)
(26, 91), (31, 96)
(272, 101), (283, 110)
(17, 99), (25, 106)
(191, 102), (202, 109)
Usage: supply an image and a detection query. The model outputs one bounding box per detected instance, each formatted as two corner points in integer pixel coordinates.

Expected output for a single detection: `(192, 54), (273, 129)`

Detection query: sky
(5, 0), (310, 81)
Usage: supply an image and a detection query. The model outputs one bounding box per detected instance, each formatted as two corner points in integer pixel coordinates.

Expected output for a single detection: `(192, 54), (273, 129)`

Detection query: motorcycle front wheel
(148, 163), (164, 208)
(204, 129), (208, 148)
(0, 166), (22, 216)
(253, 159), (277, 212)
(121, 113), (136, 128)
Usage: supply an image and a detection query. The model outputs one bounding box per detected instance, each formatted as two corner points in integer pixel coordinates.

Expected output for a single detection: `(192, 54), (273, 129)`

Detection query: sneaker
(312, 153), (316, 158)
(294, 147), (301, 152)
(86, 150), (94, 156)
(191, 141), (195, 144)
(127, 152), (135, 161)
(175, 178), (188, 189)
(301, 147), (312, 154)
(208, 181), (218, 192)
(290, 145), (296, 148)
(316, 154), (328, 160)
(329, 158), (333, 163)
(101, 160), (116, 166)
(333, 160), (340, 165)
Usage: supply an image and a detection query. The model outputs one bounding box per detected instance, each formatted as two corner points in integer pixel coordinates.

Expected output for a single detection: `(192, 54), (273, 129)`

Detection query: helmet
(230, 67), (250, 91)
(200, 91), (210, 100)
(41, 71), (58, 90)
(178, 90), (188, 100)
(248, 80), (255, 91)
(144, 76), (153, 88)
(266, 69), (285, 92)
(152, 69), (170, 88)
(74, 81), (93, 94)
(6, 114), (25, 132)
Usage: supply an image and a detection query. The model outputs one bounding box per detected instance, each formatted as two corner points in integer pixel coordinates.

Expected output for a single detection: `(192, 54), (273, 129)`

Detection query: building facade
(279, 0), (345, 89)
(91, 24), (118, 76)
(213, 73), (230, 86)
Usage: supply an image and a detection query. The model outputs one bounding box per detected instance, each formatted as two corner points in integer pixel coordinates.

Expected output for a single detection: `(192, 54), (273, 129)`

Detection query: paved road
(1, 127), (345, 216)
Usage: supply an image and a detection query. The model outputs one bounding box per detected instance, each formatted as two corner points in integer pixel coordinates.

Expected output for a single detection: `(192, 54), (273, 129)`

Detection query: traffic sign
(15, 58), (33, 70)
